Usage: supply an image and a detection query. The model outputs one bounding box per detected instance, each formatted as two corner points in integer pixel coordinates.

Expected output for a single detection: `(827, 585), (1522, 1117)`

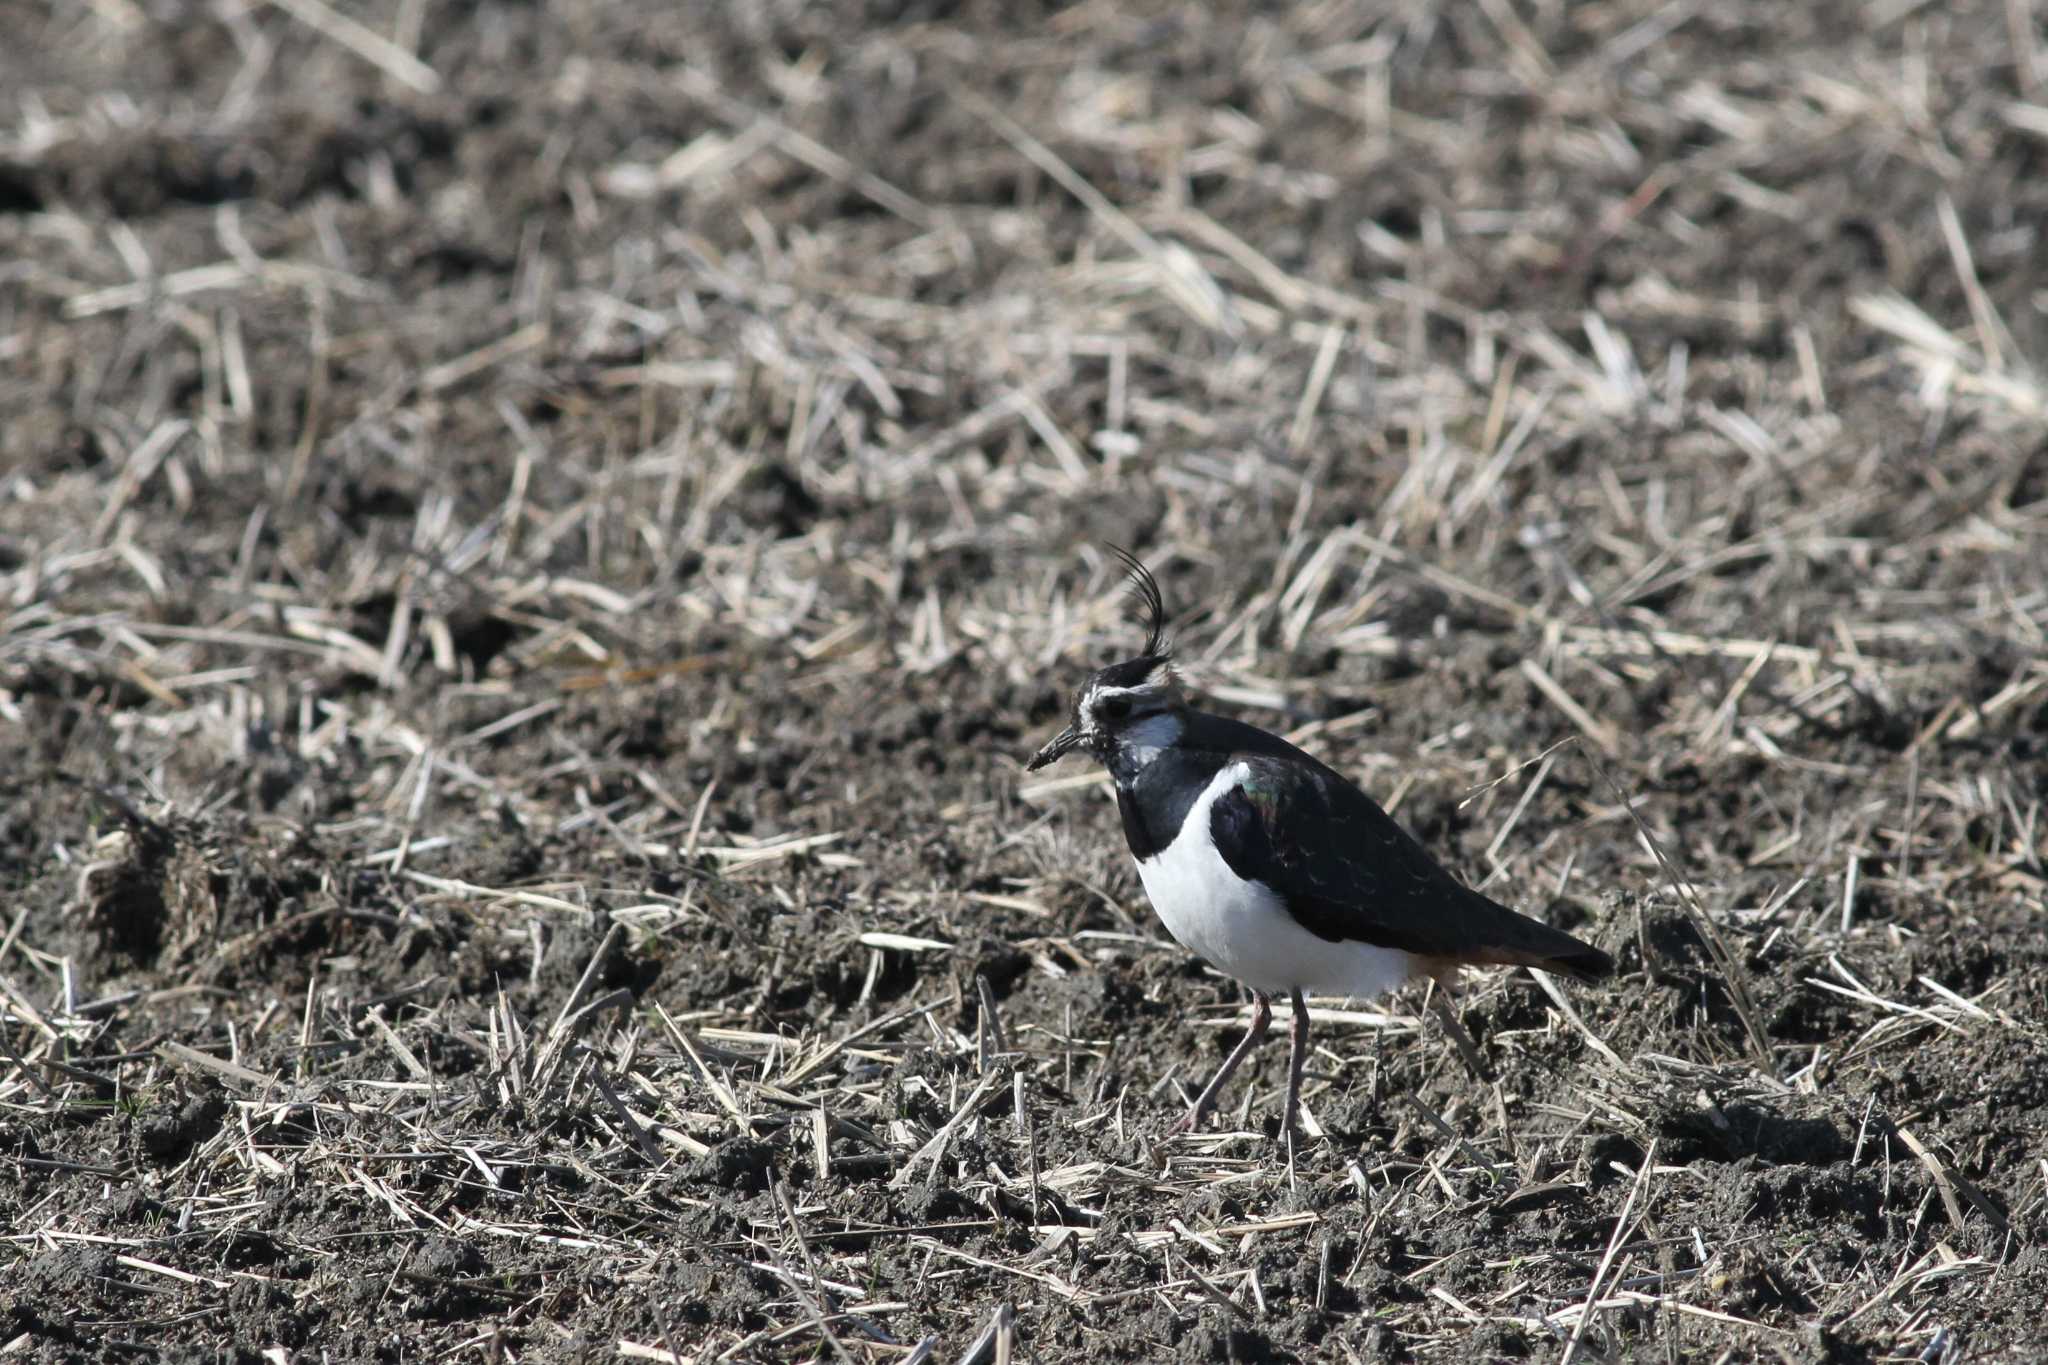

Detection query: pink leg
(1281, 989), (1312, 1146)
(1169, 991), (1271, 1135)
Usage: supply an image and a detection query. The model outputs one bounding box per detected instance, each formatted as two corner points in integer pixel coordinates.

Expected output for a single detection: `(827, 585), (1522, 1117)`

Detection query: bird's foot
(1166, 1110), (1201, 1138)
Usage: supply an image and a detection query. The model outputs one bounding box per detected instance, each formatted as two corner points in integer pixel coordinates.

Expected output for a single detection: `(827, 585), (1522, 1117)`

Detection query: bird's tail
(1519, 936), (1614, 982)
(1459, 893), (1614, 982)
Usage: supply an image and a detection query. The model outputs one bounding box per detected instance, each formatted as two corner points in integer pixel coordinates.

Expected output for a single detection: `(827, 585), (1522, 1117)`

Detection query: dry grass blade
(1519, 659), (1622, 760)
(1893, 1125), (2010, 1238)
(1425, 991), (1493, 1084)
(894, 1072), (1002, 1188)
(1590, 757), (1773, 1070)
(265, 0), (440, 91)
(1850, 292), (2047, 418)
(1528, 969), (1625, 1070)
(662, 1008), (751, 1137)
(157, 1040), (281, 1094)
(1562, 1140), (1656, 1363)
(772, 1182), (857, 1365)
(8, 3), (2046, 1360)
(952, 84), (1237, 336)
(782, 1001), (942, 1088)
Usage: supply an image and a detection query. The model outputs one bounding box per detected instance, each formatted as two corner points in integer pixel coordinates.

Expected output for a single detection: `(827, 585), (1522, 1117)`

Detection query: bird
(1026, 549), (1612, 1145)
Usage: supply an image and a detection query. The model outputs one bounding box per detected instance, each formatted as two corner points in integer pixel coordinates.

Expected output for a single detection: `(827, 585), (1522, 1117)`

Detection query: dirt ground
(4, 0), (2048, 1360)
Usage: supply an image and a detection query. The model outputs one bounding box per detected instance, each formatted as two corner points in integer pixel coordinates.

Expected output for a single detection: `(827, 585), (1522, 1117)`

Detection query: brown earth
(3, 1), (2048, 1361)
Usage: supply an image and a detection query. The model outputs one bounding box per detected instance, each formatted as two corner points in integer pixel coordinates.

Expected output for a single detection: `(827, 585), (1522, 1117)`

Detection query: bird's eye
(1098, 695), (1131, 720)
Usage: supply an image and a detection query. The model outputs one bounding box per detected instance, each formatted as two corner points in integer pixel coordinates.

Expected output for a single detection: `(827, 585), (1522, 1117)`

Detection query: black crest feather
(1107, 545), (1171, 662)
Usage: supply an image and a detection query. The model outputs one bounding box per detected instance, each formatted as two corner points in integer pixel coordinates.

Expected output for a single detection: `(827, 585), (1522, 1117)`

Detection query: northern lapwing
(1027, 550), (1612, 1143)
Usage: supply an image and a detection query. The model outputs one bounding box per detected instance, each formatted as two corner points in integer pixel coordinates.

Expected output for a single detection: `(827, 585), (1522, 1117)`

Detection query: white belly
(1136, 762), (1419, 998)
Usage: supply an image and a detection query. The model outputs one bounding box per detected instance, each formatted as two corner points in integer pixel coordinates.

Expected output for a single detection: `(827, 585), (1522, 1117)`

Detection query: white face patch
(1075, 679), (1179, 771)
(1081, 680), (1158, 707)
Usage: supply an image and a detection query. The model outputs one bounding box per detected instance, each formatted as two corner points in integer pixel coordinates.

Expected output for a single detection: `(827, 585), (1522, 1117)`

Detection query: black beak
(1026, 724), (1084, 771)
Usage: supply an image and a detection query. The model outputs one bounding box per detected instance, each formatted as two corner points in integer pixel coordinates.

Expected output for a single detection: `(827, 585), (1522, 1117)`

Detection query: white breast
(1135, 762), (1419, 999)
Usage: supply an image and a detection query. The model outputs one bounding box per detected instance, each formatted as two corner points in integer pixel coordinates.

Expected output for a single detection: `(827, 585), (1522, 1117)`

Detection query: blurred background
(2, 1), (2045, 1359)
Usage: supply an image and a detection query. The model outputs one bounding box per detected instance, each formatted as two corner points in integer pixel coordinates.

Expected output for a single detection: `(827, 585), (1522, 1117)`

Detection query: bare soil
(4, 1), (2047, 1361)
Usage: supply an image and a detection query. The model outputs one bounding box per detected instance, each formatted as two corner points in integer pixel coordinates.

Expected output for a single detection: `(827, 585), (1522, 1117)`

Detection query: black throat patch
(1112, 747), (1232, 860)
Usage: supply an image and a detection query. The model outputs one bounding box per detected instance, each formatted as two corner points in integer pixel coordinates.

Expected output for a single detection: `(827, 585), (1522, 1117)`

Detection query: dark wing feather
(1208, 754), (1612, 980)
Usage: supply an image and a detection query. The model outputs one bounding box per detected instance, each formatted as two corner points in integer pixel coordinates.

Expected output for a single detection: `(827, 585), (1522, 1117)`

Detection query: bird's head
(1027, 550), (1184, 772)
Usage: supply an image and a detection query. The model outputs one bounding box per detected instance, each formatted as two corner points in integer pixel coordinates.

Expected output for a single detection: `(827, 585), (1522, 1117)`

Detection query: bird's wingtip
(1544, 942), (1616, 982)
